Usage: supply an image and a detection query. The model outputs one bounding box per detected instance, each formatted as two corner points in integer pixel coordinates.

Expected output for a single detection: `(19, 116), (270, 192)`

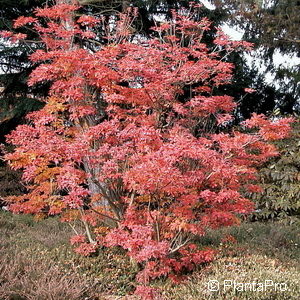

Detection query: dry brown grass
(0, 250), (90, 300)
(0, 211), (135, 299)
(0, 211), (300, 299)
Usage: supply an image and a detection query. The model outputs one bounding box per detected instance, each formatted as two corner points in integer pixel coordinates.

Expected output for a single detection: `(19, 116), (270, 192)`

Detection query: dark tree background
(213, 0), (300, 116)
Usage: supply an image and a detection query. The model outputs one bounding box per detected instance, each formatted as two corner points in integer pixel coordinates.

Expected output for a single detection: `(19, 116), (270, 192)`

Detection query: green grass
(159, 222), (300, 299)
(197, 221), (300, 262)
(0, 211), (299, 299)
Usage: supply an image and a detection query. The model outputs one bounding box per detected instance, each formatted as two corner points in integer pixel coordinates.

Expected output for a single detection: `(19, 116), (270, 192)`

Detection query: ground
(0, 211), (299, 299)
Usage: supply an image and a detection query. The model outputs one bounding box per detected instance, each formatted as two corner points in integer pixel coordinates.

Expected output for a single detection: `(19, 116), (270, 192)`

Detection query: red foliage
(3, 2), (294, 299)
(134, 285), (160, 300)
(221, 234), (237, 244)
(70, 234), (86, 245)
(74, 242), (97, 256)
(13, 16), (37, 28)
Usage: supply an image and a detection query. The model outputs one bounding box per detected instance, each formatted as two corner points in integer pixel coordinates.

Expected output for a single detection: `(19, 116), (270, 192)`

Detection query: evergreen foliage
(249, 120), (300, 222)
(0, 0), (47, 140)
(213, 0), (300, 115)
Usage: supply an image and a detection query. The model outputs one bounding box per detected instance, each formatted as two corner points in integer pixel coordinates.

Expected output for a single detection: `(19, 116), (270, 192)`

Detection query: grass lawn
(0, 211), (299, 299)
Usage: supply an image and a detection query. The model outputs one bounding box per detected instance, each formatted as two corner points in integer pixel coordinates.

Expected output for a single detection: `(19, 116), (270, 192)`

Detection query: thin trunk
(122, 0), (130, 11)
(57, 0), (123, 223)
